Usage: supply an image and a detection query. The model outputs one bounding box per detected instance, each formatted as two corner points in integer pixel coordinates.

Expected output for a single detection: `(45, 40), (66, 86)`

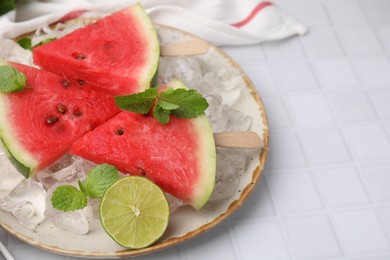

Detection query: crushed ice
(0, 24), (254, 233)
(0, 178), (46, 229)
(39, 156), (92, 234)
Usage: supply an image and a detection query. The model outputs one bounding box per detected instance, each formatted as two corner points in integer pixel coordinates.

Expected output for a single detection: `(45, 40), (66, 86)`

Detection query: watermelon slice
(0, 62), (120, 178)
(33, 3), (159, 96)
(71, 80), (216, 209)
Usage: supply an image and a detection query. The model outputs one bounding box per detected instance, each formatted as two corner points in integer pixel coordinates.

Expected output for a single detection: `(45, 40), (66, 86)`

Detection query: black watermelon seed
(77, 80), (85, 85)
(62, 80), (70, 87)
(73, 110), (82, 117)
(115, 128), (124, 135)
(72, 52), (87, 60)
(57, 104), (67, 114)
(47, 116), (58, 124)
(76, 54), (86, 60)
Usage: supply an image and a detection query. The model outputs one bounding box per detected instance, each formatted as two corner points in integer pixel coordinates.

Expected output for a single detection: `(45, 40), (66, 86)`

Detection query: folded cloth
(0, 0), (307, 46)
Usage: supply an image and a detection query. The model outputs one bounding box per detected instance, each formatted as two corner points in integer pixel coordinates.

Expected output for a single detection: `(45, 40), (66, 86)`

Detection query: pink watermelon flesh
(32, 3), (159, 96)
(71, 109), (216, 210)
(0, 62), (120, 177)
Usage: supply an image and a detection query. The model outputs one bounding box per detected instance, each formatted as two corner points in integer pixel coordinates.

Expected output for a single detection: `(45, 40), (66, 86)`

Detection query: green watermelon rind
(127, 3), (160, 90)
(169, 80), (216, 210)
(0, 94), (38, 178)
(191, 114), (216, 210)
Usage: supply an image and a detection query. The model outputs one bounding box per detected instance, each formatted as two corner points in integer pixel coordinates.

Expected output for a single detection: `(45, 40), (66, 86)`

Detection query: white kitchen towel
(0, 0), (307, 46)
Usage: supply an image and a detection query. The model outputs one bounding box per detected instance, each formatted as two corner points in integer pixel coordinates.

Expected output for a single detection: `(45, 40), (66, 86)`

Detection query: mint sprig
(17, 37), (57, 51)
(115, 88), (158, 114)
(17, 38), (32, 50)
(79, 164), (120, 199)
(0, 65), (27, 93)
(159, 88), (209, 118)
(51, 163), (120, 212)
(115, 86), (208, 124)
(51, 185), (87, 212)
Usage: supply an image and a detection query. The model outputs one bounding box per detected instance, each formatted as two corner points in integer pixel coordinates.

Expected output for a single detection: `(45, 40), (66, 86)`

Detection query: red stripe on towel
(58, 10), (87, 23)
(231, 2), (273, 28)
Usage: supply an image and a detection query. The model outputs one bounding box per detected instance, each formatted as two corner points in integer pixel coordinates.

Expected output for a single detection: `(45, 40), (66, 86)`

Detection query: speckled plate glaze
(0, 22), (269, 259)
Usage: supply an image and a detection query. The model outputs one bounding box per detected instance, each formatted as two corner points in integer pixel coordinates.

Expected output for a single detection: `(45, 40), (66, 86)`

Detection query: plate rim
(0, 21), (269, 259)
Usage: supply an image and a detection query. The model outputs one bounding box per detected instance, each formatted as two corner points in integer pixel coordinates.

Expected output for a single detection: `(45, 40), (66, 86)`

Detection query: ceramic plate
(0, 22), (269, 258)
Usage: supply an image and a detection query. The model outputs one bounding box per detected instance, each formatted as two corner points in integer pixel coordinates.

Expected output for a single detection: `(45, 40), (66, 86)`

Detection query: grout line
(261, 175), (298, 260)
(226, 223), (243, 260)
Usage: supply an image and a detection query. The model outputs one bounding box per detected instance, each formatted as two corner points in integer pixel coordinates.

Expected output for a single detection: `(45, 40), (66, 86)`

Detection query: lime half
(100, 176), (170, 249)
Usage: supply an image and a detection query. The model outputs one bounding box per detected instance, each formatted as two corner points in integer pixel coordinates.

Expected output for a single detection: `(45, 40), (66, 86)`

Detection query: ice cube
(203, 69), (242, 92)
(84, 198), (101, 221)
(165, 193), (185, 213)
(45, 184), (89, 234)
(209, 148), (249, 201)
(35, 155), (85, 189)
(159, 57), (203, 88)
(50, 209), (89, 235)
(0, 151), (25, 199)
(82, 159), (98, 175)
(0, 179), (46, 229)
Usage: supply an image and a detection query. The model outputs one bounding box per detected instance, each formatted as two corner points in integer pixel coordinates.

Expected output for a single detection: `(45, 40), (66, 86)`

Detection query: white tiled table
(2, 0), (390, 259)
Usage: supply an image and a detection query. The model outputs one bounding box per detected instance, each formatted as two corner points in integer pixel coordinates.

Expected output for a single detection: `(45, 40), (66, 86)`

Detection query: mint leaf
(82, 164), (120, 199)
(115, 88), (158, 114)
(78, 180), (87, 196)
(114, 83), (209, 124)
(0, 65), (27, 93)
(157, 100), (179, 110)
(51, 185), (87, 212)
(0, 0), (15, 16)
(159, 88), (208, 118)
(17, 38), (32, 50)
(153, 103), (170, 125)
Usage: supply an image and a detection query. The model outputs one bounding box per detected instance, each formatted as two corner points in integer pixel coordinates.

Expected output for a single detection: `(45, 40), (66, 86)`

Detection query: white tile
(7, 236), (66, 260)
(332, 209), (390, 255)
(232, 220), (290, 260)
(362, 163), (390, 203)
(348, 256), (390, 260)
(267, 170), (323, 213)
(263, 37), (305, 60)
(287, 93), (335, 126)
(221, 44), (266, 62)
(285, 215), (343, 260)
(314, 59), (360, 88)
(354, 57), (390, 84)
(282, 1), (331, 27)
(325, 0), (367, 25)
(344, 124), (390, 160)
(301, 28), (344, 57)
(360, 0), (390, 23)
(340, 27), (383, 54)
(267, 132), (308, 170)
(273, 61), (319, 91)
(0, 230), (6, 247)
(233, 178), (276, 219)
(370, 88), (390, 119)
(327, 90), (378, 122)
(300, 128), (351, 165)
(262, 96), (294, 129)
(241, 63), (279, 95)
(315, 166), (370, 207)
(182, 225), (236, 260)
(380, 207), (390, 236)
(376, 27), (390, 52)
